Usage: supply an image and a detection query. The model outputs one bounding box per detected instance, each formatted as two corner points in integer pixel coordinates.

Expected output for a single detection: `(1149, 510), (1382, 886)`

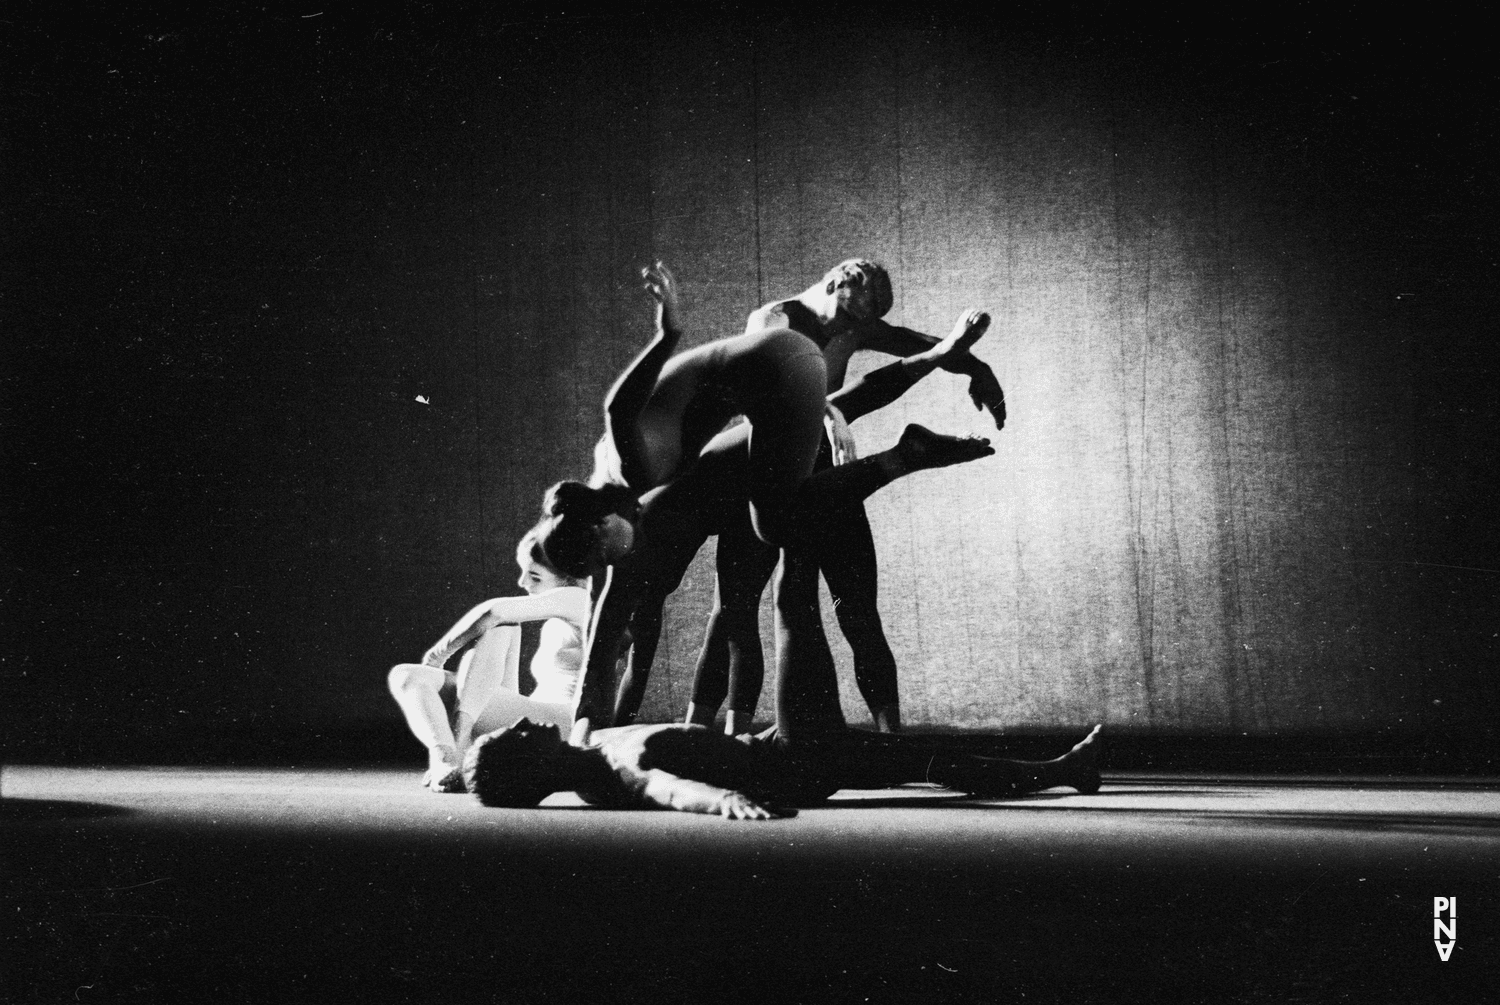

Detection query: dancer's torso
(634, 327), (823, 488)
(526, 586), (590, 704)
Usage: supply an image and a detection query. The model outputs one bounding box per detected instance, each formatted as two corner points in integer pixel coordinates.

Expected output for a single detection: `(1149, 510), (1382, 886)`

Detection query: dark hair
(463, 722), (565, 808)
(535, 480), (637, 579)
(823, 259), (893, 319)
(514, 527), (584, 587)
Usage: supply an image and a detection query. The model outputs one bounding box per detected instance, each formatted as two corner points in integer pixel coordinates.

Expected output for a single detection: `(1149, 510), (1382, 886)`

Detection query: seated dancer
(463, 717), (1102, 819)
(387, 529), (589, 792)
(609, 303), (993, 731)
(534, 262), (990, 731)
(680, 260), (1006, 735)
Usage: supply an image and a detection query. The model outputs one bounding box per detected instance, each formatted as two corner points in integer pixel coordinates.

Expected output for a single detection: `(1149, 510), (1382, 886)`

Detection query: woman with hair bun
(386, 529), (590, 792)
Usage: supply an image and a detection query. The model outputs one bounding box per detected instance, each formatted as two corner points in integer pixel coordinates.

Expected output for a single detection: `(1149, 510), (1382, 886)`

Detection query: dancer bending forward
(536, 262), (989, 727)
(387, 530), (589, 792)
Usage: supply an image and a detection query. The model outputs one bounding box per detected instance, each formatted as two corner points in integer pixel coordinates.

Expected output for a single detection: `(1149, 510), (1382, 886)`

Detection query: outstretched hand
(933, 308), (1003, 430)
(967, 367), (1006, 430)
(641, 261), (681, 332)
(715, 790), (792, 820)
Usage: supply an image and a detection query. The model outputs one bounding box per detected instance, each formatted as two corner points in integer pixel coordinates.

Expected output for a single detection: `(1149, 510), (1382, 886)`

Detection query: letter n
(1435, 918), (1457, 941)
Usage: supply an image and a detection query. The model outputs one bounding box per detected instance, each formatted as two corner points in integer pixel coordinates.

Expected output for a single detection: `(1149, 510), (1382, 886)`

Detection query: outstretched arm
(856, 315), (1006, 429)
(602, 262), (684, 489)
(638, 769), (786, 819)
(422, 588), (589, 668)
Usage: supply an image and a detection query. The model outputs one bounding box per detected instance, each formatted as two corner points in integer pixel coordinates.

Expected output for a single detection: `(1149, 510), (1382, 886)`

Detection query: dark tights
(605, 360), (919, 726)
(689, 362), (918, 723)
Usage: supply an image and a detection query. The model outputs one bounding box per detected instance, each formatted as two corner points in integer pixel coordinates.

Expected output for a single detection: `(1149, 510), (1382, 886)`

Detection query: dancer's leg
(470, 690), (574, 734)
(760, 425), (994, 556)
(686, 514), (778, 732)
(816, 505), (901, 731)
(824, 726), (1103, 796)
(771, 548), (846, 745)
(740, 331), (828, 546)
(614, 593), (663, 726)
(611, 495), (713, 725)
(452, 625), (521, 753)
(388, 663), (465, 791)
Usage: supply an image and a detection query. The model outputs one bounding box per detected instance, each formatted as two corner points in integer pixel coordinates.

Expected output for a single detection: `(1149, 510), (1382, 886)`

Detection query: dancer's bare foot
(871, 704), (902, 733)
(894, 424), (994, 472)
(426, 744), (466, 794)
(1056, 725), (1102, 794)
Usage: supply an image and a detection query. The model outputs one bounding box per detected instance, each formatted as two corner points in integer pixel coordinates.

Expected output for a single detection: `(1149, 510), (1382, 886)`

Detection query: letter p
(1434, 897), (1454, 917)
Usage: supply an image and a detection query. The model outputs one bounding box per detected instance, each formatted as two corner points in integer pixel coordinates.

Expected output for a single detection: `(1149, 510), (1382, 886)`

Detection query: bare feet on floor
(895, 424), (994, 472)
(425, 744), (466, 794)
(871, 704), (902, 733)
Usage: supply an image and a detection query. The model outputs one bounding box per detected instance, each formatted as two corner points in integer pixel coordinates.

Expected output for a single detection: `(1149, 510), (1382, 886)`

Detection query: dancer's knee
(388, 663), (442, 696)
(388, 663), (418, 696)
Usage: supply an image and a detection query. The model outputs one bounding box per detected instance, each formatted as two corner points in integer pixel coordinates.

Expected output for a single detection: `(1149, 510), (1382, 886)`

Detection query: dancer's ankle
(871, 704), (902, 733)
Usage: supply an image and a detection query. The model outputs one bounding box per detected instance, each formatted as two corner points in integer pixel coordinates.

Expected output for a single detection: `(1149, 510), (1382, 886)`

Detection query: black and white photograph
(3, 5), (1496, 1001)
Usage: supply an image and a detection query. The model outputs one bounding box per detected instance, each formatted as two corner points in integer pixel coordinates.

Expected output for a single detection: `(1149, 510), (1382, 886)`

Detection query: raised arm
(421, 587), (589, 669)
(602, 262), (684, 489)
(856, 314), (1006, 429)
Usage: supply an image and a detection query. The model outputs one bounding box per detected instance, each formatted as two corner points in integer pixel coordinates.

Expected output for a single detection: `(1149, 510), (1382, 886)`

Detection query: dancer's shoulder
(747, 298), (818, 337)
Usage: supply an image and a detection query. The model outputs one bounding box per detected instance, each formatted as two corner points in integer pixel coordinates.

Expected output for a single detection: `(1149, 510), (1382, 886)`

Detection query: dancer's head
(535, 480), (641, 580)
(822, 259), (893, 322)
(515, 528), (585, 594)
(463, 718), (575, 808)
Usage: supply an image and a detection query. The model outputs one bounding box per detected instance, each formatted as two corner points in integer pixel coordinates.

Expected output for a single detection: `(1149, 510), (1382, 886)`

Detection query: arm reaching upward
(602, 262), (684, 489)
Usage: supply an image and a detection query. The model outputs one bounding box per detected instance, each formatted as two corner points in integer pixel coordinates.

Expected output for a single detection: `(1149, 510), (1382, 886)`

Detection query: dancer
(685, 260), (1005, 735)
(463, 718), (1103, 818)
(609, 311), (992, 730)
(387, 529), (589, 792)
(536, 263), (990, 728)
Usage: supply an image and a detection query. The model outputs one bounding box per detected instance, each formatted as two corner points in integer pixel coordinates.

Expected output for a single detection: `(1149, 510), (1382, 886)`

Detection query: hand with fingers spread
(640, 260), (681, 333)
(714, 790), (787, 820)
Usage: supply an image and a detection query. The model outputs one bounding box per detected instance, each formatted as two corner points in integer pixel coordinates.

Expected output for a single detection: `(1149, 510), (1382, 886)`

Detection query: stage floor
(5, 766), (1496, 1002)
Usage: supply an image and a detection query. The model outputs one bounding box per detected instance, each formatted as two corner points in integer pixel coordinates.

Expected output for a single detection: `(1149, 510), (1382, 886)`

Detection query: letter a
(1436, 943), (1455, 961)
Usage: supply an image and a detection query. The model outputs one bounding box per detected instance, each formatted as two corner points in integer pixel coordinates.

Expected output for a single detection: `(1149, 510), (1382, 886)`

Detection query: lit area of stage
(5, 766), (1494, 1002)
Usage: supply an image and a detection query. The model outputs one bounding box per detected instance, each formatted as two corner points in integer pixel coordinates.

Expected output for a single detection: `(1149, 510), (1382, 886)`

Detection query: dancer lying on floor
(387, 529), (589, 792)
(535, 262), (989, 726)
(607, 301), (994, 732)
(680, 260), (1000, 735)
(463, 718), (1102, 819)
